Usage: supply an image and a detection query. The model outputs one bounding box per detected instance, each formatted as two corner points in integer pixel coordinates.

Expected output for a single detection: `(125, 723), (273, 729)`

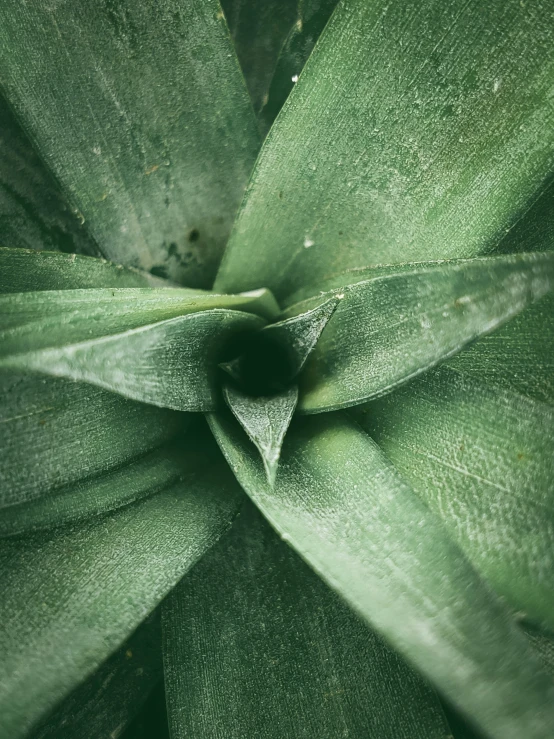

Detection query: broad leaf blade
(0, 430), (244, 739)
(32, 613), (162, 739)
(0, 0), (260, 287)
(0, 97), (97, 256)
(163, 501), (450, 738)
(223, 383), (298, 484)
(0, 309), (264, 411)
(208, 410), (554, 739)
(0, 372), (186, 512)
(0, 247), (172, 293)
(0, 438), (187, 537)
(353, 363), (554, 630)
(215, 0), (554, 300)
(280, 252), (554, 412)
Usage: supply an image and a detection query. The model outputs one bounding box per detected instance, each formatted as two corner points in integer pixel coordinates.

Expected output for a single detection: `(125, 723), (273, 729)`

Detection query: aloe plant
(0, 0), (553, 737)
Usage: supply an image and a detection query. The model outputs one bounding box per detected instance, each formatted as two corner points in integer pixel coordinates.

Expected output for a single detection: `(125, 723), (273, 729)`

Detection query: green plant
(0, 0), (553, 737)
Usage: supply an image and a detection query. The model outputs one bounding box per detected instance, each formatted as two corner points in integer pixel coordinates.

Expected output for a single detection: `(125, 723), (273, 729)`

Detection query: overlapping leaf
(279, 252), (553, 412)
(209, 410), (554, 739)
(31, 614), (162, 739)
(163, 501), (450, 738)
(215, 0), (554, 300)
(0, 430), (244, 739)
(0, 0), (260, 286)
(353, 363), (554, 631)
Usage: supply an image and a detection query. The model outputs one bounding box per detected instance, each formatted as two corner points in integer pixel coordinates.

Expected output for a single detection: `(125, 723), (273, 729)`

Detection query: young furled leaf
(223, 383), (298, 485)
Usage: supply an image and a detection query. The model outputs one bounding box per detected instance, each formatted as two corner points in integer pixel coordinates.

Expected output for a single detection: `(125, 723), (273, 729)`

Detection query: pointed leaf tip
(222, 383), (298, 485)
(263, 297), (340, 378)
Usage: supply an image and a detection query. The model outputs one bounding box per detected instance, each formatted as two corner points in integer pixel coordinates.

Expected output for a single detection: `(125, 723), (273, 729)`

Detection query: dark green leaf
(0, 97), (97, 256)
(0, 372), (186, 511)
(352, 363), (554, 630)
(221, 0), (299, 113)
(0, 309), (264, 411)
(31, 613), (162, 739)
(0, 247), (171, 293)
(0, 430), (244, 739)
(163, 501), (450, 738)
(260, 0), (340, 130)
(280, 252), (553, 412)
(215, 0), (554, 300)
(208, 410), (554, 739)
(223, 383), (298, 484)
(0, 0), (260, 287)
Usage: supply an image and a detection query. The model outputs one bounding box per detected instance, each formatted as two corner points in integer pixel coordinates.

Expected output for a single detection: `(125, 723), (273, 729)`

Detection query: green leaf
(0, 0), (260, 287)
(0, 438), (187, 537)
(208, 410), (554, 739)
(31, 613), (162, 739)
(120, 684), (169, 739)
(0, 286), (279, 348)
(0, 428), (244, 739)
(352, 363), (554, 630)
(163, 501), (450, 739)
(221, 0), (299, 113)
(215, 0), (554, 300)
(0, 372), (186, 511)
(223, 383), (298, 485)
(260, 0), (340, 129)
(0, 309), (264, 411)
(0, 247), (172, 292)
(279, 252), (554, 413)
(0, 97), (97, 256)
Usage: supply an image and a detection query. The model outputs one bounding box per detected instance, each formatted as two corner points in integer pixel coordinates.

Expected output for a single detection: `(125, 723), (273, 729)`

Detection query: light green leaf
(0, 98), (97, 256)
(163, 501), (450, 739)
(0, 286), (279, 348)
(0, 0), (260, 287)
(221, 0), (299, 113)
(0, 247), (172, 293)
(0, 372), (186, 511)
(352, 363), (554, 630)
(280, 252), (553, 413)
(0, 429), (244, 739)
(208, 410), (554, 739)
(31, 613), (162, 739)
(260, 0), (340, 129)
(0, 309), (264, 411)
(215, 0), (554, 300)
(223, 383), (298, 485)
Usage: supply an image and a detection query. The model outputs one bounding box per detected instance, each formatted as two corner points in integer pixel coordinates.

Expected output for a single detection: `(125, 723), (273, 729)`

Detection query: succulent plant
(0, 0), (553, 738)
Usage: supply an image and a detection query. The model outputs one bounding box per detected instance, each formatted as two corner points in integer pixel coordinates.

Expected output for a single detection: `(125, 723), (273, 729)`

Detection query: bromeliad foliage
(0, 0), (553, 737)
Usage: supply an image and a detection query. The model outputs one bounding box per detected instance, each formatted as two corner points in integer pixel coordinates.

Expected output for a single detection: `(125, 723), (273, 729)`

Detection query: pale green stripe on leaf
(163, 501), (450, 739)
(281, 252), (553, 413)
(215, 0), (554, 300)
(0, 310), (265, 412)
(353, 363), (554, 631)
(0, 431), (244, 739)
(208, 410), (554, 739)
(0, 0), (260, 287)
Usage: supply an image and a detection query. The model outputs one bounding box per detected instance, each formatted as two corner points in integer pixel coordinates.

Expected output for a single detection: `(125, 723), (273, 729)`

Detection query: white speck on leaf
(304, 237), (314, 248)
(292, 74), (299, 83)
